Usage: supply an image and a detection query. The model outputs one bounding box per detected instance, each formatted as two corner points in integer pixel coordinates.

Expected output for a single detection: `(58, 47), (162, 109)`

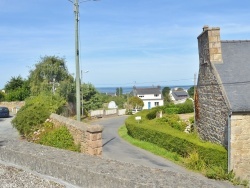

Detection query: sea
(96, 85), (192, 94)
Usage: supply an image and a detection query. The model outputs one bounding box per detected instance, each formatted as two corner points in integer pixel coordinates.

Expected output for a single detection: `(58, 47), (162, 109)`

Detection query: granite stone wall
(230, 114), (250, 181)
(0, 101), (25, 113)
(49, 113), (103, 156)
(196, 26), (229, 146)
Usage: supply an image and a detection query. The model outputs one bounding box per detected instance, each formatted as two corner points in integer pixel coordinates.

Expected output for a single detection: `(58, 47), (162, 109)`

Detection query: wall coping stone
(0, 140), (234, 188)
(50, 113), (103, 133)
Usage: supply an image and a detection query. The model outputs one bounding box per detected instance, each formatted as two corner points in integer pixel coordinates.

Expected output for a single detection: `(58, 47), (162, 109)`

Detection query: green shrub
(156, 114), (186, 131)
(11, 102), (50, 136)
(125, 111), (227, 171)
(37, 126), (80, 152)
(146, 108), (158, 120)
(175, 99), (194, 114)
(163, 99), (194, 114)
(12, 92), (66, 138)
(184, 150), (206, 171)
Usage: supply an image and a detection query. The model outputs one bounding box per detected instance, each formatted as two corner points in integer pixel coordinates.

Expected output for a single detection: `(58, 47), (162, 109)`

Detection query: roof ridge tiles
(221, 40), (250, 43)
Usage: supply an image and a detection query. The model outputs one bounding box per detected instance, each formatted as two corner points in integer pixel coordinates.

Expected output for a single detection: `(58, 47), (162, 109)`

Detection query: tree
(128, 96), (144, 109)
(188, 86), (195, 98)
(162, 87), (171, 104)
(0, 91), (5, 102)
(81, 83), (102, 113)
(28, 56), (74, 97)
(4, 76), (30, 101)
(116, 87), (123, 96)
(162, 87), (171, 97)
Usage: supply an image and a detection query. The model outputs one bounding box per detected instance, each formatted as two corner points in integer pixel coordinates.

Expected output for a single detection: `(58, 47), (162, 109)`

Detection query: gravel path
(0, 162), (67, 188)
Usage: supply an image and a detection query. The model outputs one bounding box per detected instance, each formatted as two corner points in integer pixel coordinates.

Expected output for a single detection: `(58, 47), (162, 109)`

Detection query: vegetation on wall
(12, 92), (66, 138)
(36, 125), (80, 152)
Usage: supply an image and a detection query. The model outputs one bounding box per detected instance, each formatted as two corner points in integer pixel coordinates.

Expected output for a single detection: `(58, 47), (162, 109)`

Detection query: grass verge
(118, 125), (249, 187)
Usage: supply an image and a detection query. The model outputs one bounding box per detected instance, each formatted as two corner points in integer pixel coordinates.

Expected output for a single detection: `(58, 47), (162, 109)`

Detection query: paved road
(91, 115), (236, 188)
(92, 116), (189, 173)
(0, 114), (19, 140)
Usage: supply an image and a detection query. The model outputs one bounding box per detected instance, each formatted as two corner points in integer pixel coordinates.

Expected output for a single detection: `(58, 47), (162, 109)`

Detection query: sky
(1, 0), (250, 89)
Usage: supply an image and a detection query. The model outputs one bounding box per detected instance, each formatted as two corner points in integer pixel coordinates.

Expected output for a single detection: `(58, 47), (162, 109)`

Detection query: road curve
(91, 115), (235, 188)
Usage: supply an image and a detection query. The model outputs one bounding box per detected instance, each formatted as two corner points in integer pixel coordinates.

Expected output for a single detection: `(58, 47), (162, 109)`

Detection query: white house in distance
(133, 86), (164, 110)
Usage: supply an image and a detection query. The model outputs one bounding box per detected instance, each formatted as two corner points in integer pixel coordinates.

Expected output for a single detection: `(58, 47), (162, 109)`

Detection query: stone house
(133, 86), (164, 110)
(196, 26), (250, 180)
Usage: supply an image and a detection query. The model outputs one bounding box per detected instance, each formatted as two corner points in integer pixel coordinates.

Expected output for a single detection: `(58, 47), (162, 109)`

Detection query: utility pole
(74, 0), (81, 121)
(69, 0), (98, 121)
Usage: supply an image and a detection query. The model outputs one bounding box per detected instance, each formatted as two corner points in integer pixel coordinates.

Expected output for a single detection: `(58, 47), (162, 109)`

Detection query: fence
(89, 109), (126, 117)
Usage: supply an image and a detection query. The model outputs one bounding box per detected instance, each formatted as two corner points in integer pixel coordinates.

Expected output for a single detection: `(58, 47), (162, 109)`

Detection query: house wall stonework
(196, 26), (229, 146)
(230, 114), (250, 181)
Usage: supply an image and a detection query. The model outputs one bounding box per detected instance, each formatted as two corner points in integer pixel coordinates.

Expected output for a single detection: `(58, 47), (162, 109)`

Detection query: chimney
(197, 25), (222, 64)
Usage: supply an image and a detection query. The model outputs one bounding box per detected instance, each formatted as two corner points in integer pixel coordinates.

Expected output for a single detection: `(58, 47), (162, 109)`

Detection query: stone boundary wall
(0, 140), (232, 188)
(0, 101), (25, 113)
(230, 114), (250, 181)
(49, 113), (103, 156)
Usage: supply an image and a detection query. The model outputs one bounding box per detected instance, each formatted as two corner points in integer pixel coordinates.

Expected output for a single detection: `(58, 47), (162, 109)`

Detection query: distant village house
(133, 86), (164, 110)
(169, 88), (189, 104)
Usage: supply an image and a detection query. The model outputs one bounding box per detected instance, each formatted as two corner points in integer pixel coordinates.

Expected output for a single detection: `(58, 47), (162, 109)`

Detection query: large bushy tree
(4, 76), (30, 101)
(81, 83), (102, 113)
(28, 56), (74, 99)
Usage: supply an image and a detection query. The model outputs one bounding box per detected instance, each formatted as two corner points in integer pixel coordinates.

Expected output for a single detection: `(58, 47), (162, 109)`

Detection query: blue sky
(1, 0), (250, 89)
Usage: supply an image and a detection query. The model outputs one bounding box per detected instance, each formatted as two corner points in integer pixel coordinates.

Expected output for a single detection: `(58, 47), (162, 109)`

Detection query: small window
(155, 102), (159, 106)
(139, 95), (144, 98)
(154, 94), (159, 97)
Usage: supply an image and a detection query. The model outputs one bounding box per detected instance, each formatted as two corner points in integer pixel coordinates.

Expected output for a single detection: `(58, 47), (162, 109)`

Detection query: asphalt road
(0, 114), (19, 140)
(91, 115), (236, 187)
(91, 116), (197, 174)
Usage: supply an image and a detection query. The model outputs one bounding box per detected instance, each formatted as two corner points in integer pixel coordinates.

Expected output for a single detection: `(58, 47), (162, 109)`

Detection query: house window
(155, 102), (159, 106)
(139, 95), (144, 98)
(154, 94), (159, 97)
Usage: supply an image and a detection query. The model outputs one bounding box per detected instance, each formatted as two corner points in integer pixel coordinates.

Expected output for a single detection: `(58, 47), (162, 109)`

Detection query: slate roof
(171, 90), (189, 101)
(133, 87), (161, 95)
(214, 40), (250, 112)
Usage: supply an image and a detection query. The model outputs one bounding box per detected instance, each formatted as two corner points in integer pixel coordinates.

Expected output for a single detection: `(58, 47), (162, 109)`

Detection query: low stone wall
(230, 114), (250, 181)
(0, 140), (232, 188)
(49, 113), (103, 156)
(0, 101), (25, 113)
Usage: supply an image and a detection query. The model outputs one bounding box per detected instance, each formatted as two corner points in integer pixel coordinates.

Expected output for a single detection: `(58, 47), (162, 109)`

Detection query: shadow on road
(103, 137), (116, 147)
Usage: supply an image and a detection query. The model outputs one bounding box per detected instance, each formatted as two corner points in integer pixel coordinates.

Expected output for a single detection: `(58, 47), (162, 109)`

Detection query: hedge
(125, 111), (227, 170)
